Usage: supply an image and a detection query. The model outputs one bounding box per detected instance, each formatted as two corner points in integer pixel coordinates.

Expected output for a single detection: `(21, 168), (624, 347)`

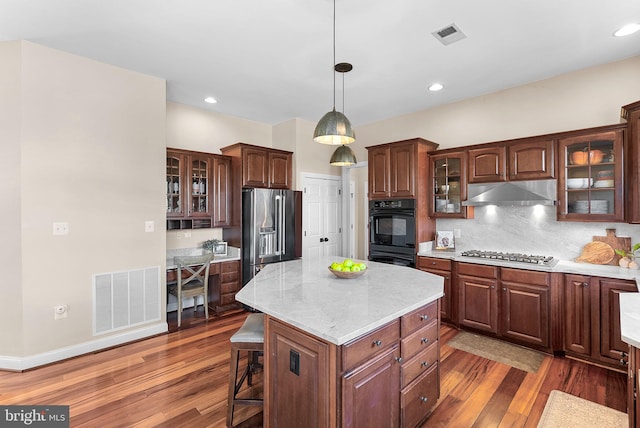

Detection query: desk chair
(227, 313), (264, 427)
(169, 254), (214, 327)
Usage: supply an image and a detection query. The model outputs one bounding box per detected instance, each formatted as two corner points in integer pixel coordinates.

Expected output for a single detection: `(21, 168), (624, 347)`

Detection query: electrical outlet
(54, 305), (68, 320)
(53, 222), (69, 235)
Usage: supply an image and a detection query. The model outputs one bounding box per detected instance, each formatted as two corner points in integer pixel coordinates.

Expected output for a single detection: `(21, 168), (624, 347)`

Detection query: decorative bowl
(328, 266), (366, 279)
(570, 150), (604, 165)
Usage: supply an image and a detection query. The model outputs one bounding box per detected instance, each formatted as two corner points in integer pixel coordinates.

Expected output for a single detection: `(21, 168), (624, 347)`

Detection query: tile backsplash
(436, 205), (640, 261)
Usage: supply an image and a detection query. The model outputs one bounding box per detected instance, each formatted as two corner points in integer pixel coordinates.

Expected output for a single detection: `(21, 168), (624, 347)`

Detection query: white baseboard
(0, 322), (168, 371)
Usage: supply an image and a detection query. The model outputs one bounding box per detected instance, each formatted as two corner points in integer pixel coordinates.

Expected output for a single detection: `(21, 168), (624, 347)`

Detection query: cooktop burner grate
(460, 250), (555, 265)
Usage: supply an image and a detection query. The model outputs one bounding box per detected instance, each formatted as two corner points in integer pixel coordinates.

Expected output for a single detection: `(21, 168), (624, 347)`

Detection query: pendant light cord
(332, 0), (336, 111)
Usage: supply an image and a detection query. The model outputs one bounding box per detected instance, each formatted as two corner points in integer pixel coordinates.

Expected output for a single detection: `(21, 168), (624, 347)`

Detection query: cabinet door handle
(421, 361), (430, 368)
(420, 314), (429, 321)
(444, 276), (449, 280)
(373, 340), (382, 347)
(420, 397), (429, 403)
(502, 287), (507, 291)
(582, 282), (589, 287)
(395, 357), (403, 364)
(421, 338), (429, 344)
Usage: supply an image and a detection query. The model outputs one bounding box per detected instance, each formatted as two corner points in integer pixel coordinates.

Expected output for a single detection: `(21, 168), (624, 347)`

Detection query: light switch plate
(145, 221), (155, 232)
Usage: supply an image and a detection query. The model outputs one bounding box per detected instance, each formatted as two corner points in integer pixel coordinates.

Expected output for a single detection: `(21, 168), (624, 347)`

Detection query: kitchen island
(235, 256), (444, 428)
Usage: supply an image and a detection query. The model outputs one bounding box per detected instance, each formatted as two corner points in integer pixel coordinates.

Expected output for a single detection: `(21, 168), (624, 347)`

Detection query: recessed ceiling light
(204, 97), (217, 104)
(428, 83), (444, 92)
(614, 23), (640, 37)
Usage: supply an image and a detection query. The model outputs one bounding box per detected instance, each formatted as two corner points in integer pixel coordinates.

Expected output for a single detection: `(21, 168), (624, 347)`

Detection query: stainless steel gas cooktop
(460, 250), (556, 266)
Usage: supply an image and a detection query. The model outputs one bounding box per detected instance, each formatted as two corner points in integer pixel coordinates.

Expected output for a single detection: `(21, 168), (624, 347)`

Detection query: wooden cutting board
(575, 241), (615, 264)
(592, 228), (631, 266)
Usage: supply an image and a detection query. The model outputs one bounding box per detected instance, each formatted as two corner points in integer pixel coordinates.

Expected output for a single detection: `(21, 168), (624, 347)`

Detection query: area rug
(537, 390), (627, 428)
(447, 331), (545, 373)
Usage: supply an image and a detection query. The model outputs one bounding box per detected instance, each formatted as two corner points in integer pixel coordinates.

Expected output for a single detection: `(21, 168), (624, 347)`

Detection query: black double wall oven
(369, 199), (416, 267)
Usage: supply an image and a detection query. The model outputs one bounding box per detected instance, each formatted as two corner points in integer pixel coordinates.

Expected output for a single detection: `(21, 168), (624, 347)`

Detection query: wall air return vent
(432, 23), (467, 46)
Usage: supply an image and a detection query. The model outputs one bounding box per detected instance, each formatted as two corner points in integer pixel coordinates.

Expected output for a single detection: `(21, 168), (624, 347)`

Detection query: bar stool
(227, 313), (264, 427)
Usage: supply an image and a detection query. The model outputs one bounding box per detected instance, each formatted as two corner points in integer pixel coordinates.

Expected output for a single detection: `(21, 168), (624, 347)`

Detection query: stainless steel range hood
(462, 179), (557, 207)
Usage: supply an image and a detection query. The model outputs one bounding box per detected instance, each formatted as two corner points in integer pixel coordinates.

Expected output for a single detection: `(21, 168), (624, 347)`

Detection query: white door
(302, 174), (342, 259)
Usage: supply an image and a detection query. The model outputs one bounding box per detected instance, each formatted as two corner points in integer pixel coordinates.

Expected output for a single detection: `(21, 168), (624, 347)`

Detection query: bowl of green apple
(328, 259), (367, 279)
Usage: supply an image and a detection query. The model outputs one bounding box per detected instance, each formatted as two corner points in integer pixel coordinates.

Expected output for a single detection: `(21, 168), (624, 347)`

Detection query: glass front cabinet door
(167, 150), (185, 218)
(558, 126), (624, 222)
(429, 151), (471, 218)
(187, 154), (212, 219)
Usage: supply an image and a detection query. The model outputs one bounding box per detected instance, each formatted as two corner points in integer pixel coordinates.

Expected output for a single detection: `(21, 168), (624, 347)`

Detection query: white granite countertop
(418, 249), (640, 281)
(621, 294), (640, 349)
(166, 246), (240, 269)
(234, 256), (444, 346)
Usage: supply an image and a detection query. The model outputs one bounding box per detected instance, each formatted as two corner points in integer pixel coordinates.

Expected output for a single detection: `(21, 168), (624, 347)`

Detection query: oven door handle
(369, 251), (416, 264)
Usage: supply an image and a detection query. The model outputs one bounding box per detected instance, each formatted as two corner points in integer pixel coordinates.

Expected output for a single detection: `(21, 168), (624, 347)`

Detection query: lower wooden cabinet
(342, 345), (400, 428)
(265, 301), (440, 427)
(457, 263), (552, 351)
(564, 274), (636, 369)
(458, 263), (499, 334)
(629, 345), (639, 427)
(500, 268), (550, 349)
(218, 260), (240, 311)
(417, 257), (452, 322)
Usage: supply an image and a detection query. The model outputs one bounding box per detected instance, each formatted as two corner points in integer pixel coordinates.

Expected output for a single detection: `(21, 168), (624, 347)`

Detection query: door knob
(325, 237), (329, 242)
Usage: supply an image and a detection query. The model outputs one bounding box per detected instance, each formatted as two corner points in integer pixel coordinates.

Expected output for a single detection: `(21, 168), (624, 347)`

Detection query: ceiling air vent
(432, 23), (467, 46)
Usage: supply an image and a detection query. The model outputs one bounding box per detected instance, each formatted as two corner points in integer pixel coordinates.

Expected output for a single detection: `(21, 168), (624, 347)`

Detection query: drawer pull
(373, 340), (382, 347)
(421, 361), (430, 368)
(420, 396), (429, 403)
(421, 338), (429, 344)
(395, 357), (403, 363)
(420, 314), (429, 321)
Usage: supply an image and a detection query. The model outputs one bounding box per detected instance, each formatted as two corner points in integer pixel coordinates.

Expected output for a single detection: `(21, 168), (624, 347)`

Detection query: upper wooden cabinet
(468, 145), (507, 183)
(622, 100), (640, 223)
(429, 150), (472, 219)
(557, 125), (625, 222)
(508, 139), (555, 180)
(221, 143), (292, 189)
(367, 138), (438, 200)
(166, 148), (232, 229)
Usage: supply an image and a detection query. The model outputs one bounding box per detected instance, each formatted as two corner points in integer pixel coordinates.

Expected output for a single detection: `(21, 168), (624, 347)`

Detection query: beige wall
(357, 56), (640, 148)
(1, 41), (166, 362)
(0, 41), (24, 355)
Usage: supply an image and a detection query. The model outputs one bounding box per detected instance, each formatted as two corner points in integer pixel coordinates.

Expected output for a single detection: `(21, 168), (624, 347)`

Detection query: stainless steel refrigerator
(242, 188), (298, 286)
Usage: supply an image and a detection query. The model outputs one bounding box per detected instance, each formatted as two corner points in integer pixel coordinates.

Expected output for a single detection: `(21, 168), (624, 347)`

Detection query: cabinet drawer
(401, 302), (438, 336)
(220, 293), (236, 306)
(501, 267), (549, 287)
(401, 342), (438, 387)
(401, 321), (438, 360)
(221, 271), (239, 283)
(342, 320), (400, 370)
(221, 260), (239, 273)
(401, 363), (439, 428)
(457, 262), (498, 279)
(417, 257), (451, 272)
(221, 281), (239, 294)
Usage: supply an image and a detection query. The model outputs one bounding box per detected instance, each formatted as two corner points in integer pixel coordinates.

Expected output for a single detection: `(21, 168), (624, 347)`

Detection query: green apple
(357, 263), (367, 270)
(331, 263), (343, 271)
(342, 266), (351, 272)
(351, 265), (361, 272)
(343, 258), (354, 268)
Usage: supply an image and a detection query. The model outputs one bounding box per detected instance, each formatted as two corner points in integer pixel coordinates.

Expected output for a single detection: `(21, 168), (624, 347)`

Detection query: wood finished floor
(0, 311), (627, 427)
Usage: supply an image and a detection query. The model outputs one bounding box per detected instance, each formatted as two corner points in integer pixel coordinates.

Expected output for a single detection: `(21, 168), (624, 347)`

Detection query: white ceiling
(1, 0), (639, 127)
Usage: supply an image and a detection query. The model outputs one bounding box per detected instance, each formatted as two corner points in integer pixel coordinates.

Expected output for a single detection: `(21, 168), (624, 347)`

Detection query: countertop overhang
(234, 256), (444, 345)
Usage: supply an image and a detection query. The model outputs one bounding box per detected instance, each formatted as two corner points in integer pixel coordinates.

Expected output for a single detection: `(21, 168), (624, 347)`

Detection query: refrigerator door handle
(280, 194), (286, 257)
(275, 194), (282, 256)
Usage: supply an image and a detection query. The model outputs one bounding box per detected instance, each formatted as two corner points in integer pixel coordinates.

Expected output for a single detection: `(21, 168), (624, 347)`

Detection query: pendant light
(330, 63), (357, 166)
(330, 144), (357, 166)
(313, 0), (356, 145)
